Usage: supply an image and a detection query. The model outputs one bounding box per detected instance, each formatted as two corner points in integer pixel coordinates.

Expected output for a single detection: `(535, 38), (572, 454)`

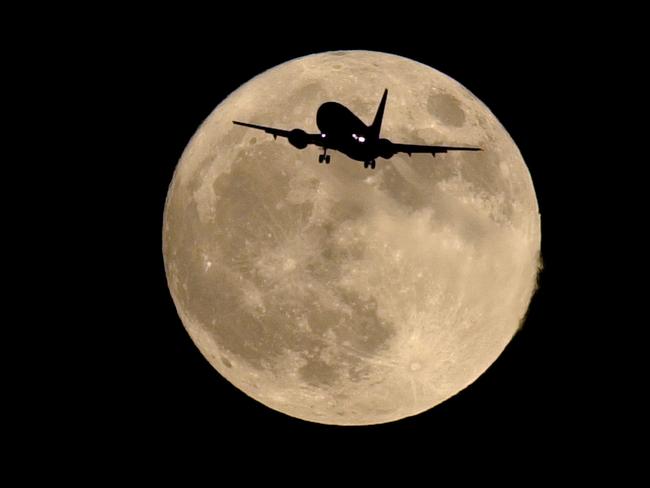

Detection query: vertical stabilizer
(370, 89), (388, 139)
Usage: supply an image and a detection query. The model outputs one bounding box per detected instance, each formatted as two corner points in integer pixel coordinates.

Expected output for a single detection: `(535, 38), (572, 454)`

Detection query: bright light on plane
(358, 136), (365, 143)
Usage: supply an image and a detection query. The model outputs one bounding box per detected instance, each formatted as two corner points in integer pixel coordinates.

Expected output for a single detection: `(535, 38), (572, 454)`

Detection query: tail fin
(370, 89), (388, 139)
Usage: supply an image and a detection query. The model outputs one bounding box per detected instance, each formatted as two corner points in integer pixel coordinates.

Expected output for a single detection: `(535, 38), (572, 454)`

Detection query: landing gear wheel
(364, 160), (376, 169)
(325, 155), (331, 164)
(318, 154), (325, 163)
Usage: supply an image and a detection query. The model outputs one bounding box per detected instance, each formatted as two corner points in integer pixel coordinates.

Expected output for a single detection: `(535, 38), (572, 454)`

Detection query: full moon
(162, 51), (541, 425)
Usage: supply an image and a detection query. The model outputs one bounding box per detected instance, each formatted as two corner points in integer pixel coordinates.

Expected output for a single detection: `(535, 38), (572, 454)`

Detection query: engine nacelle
(288, 129), (309, 149)
(377, 138), (395, 159)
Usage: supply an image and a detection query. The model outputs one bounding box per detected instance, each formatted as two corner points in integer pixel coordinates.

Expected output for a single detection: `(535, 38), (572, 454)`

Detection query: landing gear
(318, 150), (331, 164)
(364, 160), (376, 169)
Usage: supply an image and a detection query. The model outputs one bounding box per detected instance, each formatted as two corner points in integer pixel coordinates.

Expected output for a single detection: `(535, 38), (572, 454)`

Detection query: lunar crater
(427, 92), (466, 127)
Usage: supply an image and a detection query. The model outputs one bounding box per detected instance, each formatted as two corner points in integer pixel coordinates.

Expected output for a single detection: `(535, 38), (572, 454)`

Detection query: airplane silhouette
(233, 89), (480, 169)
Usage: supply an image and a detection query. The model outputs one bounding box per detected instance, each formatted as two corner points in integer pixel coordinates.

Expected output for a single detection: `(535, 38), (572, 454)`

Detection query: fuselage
(316, 102), (381, 162)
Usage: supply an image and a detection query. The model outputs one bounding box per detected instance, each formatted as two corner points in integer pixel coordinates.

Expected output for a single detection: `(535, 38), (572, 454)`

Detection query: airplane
(233, 89), (480, 170)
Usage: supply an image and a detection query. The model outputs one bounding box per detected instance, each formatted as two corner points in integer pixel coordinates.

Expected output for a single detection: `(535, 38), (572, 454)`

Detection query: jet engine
(377, 138), (395, 159)
(288, 129), (309, 149)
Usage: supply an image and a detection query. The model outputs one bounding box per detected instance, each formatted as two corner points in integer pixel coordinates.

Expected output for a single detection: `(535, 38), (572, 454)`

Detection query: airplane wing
(233, 121), (324, 147)
(390, 142), (481, 157)
(233, 121), (292, 139)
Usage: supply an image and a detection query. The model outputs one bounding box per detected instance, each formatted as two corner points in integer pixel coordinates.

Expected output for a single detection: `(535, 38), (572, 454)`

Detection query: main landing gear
(318, 149), (331, 164)
(364, 160), (376, 169)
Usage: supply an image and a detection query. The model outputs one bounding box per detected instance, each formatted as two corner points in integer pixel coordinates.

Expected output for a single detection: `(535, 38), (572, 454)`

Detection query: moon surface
(162, 51), (541, 425)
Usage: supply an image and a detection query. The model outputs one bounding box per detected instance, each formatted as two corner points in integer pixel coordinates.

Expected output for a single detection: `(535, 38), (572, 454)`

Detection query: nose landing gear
(318, 148), (331, 164)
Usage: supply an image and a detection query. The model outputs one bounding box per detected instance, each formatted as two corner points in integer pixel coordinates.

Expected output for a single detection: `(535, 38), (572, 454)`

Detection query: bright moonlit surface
(162, 51), (541, 425)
